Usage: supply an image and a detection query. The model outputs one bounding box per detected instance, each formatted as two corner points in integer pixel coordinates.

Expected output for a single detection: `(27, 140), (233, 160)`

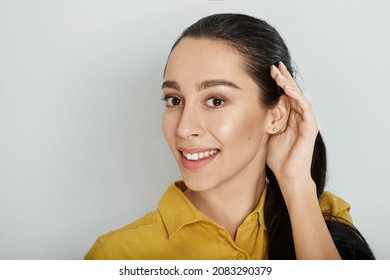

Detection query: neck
(184, 173), (266, 240)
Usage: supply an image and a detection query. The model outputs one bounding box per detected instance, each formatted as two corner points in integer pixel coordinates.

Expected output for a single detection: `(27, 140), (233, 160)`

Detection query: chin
(181, 176), (218, 192)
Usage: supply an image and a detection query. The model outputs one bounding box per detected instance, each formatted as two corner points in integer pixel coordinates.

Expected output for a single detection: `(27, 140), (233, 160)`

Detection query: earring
(273, 127), (277, 132)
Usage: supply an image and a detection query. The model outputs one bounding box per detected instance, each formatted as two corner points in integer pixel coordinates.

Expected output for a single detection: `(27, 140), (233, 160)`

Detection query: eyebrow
(161, 79), (241, 91)
(161, 80), (180, 90)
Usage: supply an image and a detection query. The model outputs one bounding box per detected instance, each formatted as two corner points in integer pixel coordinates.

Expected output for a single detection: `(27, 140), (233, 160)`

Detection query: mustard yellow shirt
(84, 181), (352, 260)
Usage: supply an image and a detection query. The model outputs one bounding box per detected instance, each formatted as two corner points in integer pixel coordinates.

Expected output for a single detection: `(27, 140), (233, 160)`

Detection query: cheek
(210, 109), (265, 145)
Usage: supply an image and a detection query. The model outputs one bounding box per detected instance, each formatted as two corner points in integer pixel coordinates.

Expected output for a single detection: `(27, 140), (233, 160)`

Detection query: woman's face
(162, 38), (271, 192)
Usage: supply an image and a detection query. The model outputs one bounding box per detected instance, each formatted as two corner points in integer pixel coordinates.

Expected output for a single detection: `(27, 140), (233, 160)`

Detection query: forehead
(164, 38), (248, 82)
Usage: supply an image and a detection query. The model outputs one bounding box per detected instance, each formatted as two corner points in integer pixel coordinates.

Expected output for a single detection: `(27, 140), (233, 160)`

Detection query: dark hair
(169, 13), (375, 259)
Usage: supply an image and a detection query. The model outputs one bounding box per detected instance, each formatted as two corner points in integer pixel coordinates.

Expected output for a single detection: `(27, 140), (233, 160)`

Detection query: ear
(265, 94), (290, 134)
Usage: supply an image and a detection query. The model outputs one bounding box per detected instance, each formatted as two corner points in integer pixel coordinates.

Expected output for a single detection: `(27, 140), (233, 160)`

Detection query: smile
(182, 149), (219, 161)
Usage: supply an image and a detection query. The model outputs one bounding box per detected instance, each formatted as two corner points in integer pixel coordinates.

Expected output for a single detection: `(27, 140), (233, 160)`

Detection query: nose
(176, 104), (204, 139)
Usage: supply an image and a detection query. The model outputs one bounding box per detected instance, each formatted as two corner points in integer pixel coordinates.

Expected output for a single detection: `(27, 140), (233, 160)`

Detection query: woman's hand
(267, 63), (342, 259)
(267, 62), (319, 192)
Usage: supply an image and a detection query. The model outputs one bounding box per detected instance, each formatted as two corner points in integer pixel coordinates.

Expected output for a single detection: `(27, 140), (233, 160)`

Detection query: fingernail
(279, 61), (287, 70)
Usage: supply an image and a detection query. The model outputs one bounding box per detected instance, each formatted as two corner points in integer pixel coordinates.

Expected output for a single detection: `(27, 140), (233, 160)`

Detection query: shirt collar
(159, 181), (268, 239)
(159, 181), (206, 239)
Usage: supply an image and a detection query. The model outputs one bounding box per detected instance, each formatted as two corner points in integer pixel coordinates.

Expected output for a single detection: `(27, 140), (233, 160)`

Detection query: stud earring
(273, 127), (277, 132)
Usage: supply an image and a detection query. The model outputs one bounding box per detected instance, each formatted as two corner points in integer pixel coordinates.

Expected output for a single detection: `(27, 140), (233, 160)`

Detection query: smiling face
(162, 38), (272, 192)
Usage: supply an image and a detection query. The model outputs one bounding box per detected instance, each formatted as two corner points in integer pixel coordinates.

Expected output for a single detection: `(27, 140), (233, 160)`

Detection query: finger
(278, 62), (313, 111)
(279, 63), (316, 118)
(284, 84), (318, 129)
(278, 62), (296, 87)
(270, 64), (289, 87)
(284, 85), (309, 113)
(270, 64), (318, 132)
(287, 109), (300, 134)
(270, 62), (299, 91)
(270, 64), (312, 116)
(270, 64), (300, 96)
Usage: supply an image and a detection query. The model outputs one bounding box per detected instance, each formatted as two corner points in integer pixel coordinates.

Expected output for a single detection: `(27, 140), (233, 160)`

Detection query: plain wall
(0, 0), (389, 259)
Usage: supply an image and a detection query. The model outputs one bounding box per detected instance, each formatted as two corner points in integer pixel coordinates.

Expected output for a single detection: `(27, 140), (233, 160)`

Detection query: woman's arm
(279, 178), (341, 259)
(267, 62), (341, 259)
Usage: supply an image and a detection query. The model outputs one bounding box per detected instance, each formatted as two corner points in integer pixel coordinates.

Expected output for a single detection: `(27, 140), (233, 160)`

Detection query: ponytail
(264, 133), (375, 259)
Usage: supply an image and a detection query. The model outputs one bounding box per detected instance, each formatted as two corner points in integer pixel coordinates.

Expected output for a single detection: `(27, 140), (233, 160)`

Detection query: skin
(162, 37), (341, 259)
(269, 63), (341, 259)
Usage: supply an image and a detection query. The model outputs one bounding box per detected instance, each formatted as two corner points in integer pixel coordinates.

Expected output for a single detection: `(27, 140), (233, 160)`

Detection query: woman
(85, 13), (374, 260)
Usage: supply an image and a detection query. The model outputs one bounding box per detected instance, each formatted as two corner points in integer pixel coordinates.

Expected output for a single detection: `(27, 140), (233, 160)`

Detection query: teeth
(182, 150), (219, 161)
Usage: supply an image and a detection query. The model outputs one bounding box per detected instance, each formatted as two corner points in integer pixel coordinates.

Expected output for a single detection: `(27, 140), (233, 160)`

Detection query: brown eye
(206, 97), (225, 107)
(164, 96), (183, 107)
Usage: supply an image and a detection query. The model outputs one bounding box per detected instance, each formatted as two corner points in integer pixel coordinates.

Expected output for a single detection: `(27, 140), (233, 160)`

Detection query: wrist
(277, 178), (318, 210)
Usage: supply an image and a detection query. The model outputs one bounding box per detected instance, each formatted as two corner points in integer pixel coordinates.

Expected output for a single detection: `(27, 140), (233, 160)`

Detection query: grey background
(0, 0), (389, 259)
